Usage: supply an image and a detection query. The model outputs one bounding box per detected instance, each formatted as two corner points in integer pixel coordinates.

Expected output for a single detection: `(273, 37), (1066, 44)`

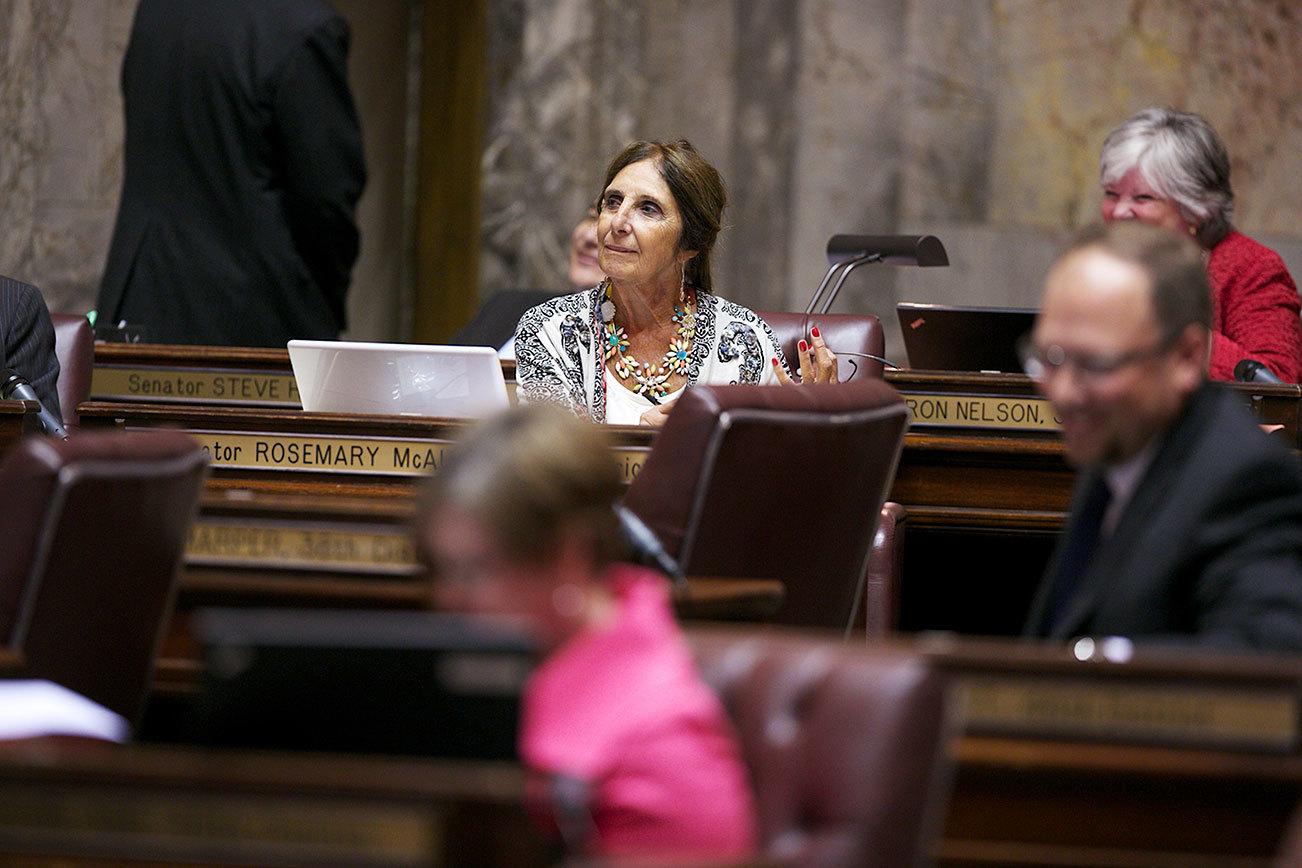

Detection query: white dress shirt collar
(1100, 439), (1161, 536)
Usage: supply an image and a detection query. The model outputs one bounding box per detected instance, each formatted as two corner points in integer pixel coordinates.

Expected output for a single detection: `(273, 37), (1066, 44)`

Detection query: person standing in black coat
(97, 0), (366, 347)
(1021, 223), (1302, 652)
(0, 275), (62, 423)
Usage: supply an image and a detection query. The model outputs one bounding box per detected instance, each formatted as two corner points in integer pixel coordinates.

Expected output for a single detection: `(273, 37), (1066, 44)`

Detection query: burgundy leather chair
(0, 430), (208, 725)
(690, 629), (951, 868)
(757, 310), (885, 380)
(864, 502), (906, 637)
(50, 312), (94, 429)
(1277, 802), (1302, 867)
(624, 381), (909, 635)
(760, 312), (905, 630)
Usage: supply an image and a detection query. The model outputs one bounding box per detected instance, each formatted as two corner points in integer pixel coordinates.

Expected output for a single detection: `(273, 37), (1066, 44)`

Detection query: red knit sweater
(1205, 231), (1302, 383)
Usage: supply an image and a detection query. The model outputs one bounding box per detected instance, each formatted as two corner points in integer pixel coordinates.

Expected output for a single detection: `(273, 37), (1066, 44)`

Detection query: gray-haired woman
(1099, 107), (1301, 382)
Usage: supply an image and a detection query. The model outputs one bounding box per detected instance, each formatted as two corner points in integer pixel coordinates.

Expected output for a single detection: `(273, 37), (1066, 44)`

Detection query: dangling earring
(664, 260), (696, 376)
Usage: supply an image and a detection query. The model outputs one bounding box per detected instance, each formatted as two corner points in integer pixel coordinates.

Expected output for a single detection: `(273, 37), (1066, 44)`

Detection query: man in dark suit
(97, 0), (366, 347)
(1022, 223), (1302, 651)
(1, 275), (61, 422)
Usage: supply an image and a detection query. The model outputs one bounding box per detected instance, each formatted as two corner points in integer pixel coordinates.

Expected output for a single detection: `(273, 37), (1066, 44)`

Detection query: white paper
(0, 681), (129, 742)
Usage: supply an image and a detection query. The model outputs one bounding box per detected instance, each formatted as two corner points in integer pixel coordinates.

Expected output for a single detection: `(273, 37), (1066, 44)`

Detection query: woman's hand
(639, 400), (676, 427)
(772, 325), (838, 384)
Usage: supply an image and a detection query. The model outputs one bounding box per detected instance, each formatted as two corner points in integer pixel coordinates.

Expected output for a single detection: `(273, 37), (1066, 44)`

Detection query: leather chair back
(690, 629), (951, 868)
(760, 311), (900, 633)
(50, 313), (93, 428)
(758, 311), (885, 380)
(864, 502), (906, 637)
(1276, 802), (1302, 867)
(624, 381), (909, 634)
(0, 430), (208, 724)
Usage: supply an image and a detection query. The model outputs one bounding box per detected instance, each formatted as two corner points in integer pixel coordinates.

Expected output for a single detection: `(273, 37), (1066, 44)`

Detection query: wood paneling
(414, 0), (487, 342)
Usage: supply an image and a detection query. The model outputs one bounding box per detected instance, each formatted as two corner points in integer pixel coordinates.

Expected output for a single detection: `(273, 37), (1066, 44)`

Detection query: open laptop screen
(288, 340), (509, 417)
(897, 303), (1037, 374)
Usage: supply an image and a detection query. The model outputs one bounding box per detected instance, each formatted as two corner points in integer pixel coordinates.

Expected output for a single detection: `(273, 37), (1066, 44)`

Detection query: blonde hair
(418, 404), (626, 567)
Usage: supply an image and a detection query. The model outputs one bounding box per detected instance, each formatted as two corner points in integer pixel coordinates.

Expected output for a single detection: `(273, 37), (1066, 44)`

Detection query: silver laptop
(288, 340), (509, 418)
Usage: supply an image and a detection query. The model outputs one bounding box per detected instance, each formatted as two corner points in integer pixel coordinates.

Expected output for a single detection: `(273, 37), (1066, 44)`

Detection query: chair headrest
(674, 379), (903, 422)
(9, 429), (206, 475)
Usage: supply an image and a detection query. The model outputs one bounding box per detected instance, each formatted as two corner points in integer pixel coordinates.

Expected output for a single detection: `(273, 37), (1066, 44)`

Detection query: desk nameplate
(0, 783), (439, 865)
(900, 392), (1061, 433)
(179, 428), (649, 483)
(959, 675), (1299, 752)
(187, 517), (419, 575)
(93, 365), (301, 407)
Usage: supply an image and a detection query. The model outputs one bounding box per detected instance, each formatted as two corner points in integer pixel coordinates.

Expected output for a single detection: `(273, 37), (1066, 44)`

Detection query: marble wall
(481, 0), (1302, 363)
(3, 1), (1299, 357)
(0, 0), (134, 314)
(0, 0), (411, 339)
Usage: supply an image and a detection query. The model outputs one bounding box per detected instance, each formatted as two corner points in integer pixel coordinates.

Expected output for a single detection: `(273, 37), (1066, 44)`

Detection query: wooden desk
(15, 584), (1293, 868)
(91, 343), (303, 407)
(80, 397), (1053, 633)
(144, 485), (783, 716)
(0, 398), (38, 455)
(922, 639), (1302, 867)
(0, 649), (24, 677)
(91, 342), (521, 407)
(942, 736), (1298, 866)
(158, 559), (783, 704)
(77, 401), (655, 490)
(80, 358), (1302, 634)
(0, 738), (553, 867)
(90, 343), (1299, 444)
(882, 371), (1302, 633)
(886, 369), (1301, 448)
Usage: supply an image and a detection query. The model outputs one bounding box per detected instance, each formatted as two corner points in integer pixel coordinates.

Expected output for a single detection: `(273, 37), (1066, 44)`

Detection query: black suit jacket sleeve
(272, 16), (366, 327)
(1, 277), (62, 424)
(1183, 450), (1302, 650)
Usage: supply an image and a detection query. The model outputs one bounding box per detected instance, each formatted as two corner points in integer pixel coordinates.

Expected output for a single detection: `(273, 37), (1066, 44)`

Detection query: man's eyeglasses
(1016, 334), (1175, 382)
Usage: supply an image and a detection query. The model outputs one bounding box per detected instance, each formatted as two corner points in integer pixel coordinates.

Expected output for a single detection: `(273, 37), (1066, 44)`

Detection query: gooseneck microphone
(1234, 359), (1283, 385)
(614, 504), (686, 588)
(1, 369), (70, 440)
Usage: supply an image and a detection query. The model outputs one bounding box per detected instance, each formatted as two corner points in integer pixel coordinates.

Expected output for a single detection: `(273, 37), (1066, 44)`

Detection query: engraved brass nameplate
(187, 518), (419, 574)
(93, 366), (301, 407)
(190, 431), (449, 475)
(960, 676), (1299, 751)
(187, 429), (649, 483)
(900, 392), (1061, 432)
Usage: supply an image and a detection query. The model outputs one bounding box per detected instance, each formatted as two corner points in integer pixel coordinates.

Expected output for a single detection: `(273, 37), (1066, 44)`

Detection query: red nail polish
(799, 339), (808, 352)
(771, 356), (779, 366)
(811, 326), (821, 339)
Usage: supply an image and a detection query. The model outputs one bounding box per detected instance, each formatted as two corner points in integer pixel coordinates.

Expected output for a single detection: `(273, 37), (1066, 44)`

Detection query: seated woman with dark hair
(1099, 107), (1302, 382)
(515, 139), (837, 425)
(416, 404), (757, 859)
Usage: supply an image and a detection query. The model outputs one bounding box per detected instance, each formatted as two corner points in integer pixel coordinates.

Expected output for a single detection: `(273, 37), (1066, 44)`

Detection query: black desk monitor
(194, 609), (537, 760)
(897, 303), (1038, 373)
